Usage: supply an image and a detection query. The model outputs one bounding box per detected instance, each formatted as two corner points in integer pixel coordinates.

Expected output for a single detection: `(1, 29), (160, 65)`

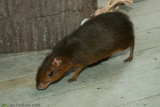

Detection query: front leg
(68, 65), (84, 82)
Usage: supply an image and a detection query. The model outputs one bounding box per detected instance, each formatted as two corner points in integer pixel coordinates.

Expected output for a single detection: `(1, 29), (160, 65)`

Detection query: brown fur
(36, 12), (135, 90)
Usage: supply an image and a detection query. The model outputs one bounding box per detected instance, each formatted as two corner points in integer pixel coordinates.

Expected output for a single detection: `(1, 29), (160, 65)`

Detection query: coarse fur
(36, 12), (135, 90)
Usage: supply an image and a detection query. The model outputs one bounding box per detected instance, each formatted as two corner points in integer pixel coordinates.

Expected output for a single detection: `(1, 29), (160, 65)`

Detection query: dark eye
(48, 72), (53, 77)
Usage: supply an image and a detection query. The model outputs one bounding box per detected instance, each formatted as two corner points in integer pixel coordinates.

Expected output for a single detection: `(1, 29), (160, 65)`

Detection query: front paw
(68, 78), (76, 83)
(123, 57), (133, 63)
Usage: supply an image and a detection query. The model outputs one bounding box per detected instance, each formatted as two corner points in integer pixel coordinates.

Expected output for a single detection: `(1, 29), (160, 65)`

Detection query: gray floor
(1, 0), (160, 107)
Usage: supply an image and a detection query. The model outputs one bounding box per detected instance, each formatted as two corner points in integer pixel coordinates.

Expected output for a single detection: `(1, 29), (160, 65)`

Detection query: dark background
(0, 0), (97, 53)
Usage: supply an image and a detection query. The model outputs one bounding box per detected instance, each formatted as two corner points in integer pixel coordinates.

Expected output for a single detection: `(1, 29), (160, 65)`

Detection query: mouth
(36, 82), (50, 90)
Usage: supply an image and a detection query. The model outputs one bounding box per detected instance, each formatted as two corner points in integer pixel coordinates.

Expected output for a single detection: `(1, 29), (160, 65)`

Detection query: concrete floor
(1, 0), (160, 107)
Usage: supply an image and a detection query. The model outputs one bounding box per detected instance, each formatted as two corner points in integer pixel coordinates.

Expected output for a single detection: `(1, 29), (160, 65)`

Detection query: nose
(36, 82), (49, 90)
(36, 83), (43, 90)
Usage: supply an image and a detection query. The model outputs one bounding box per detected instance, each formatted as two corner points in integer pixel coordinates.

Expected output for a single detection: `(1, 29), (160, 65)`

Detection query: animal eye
(48, 72), (53, 77)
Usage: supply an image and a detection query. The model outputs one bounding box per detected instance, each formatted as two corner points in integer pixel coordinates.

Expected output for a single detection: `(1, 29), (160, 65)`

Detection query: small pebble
(154, 58), (158, 60)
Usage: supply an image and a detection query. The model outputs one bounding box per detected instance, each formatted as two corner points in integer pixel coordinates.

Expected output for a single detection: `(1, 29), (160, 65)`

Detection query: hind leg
(123, 44), (134, 62)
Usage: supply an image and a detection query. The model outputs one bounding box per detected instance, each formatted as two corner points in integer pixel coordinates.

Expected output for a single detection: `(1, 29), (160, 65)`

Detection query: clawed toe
(68, 78), (76, 83)
(123, 57), (133, 62)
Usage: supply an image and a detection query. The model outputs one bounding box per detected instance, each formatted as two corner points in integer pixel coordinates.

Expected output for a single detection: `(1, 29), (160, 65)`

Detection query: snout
(36, 82), (50, 90)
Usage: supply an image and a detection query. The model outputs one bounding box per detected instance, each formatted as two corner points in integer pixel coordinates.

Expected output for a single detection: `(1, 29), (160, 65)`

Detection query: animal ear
(53, 58), (62, 67)
(46, 53), (51, 57)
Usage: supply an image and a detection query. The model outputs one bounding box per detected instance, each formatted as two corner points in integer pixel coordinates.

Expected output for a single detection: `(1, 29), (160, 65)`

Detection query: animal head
(36, 53), (64, 90)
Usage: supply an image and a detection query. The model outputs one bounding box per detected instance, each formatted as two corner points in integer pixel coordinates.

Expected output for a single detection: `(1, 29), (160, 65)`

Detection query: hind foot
(124, 44), (134, 62)
(123, 56), (133, 62)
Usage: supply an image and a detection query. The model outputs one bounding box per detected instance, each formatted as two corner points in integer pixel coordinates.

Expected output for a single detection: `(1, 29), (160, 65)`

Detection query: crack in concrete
(25, 8), (84, 22)
(117, 93), (160, 107)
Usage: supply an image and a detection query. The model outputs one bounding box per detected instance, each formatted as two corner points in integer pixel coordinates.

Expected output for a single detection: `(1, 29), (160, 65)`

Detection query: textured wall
(0, 0), (97, 53)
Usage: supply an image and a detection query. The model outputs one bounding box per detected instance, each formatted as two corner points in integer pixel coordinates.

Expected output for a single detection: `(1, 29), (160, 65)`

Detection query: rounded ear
(46, 53), (51, 57)
(53, 58), (62, 67)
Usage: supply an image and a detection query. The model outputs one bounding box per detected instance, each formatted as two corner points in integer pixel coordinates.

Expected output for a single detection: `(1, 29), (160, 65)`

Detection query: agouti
(36, 12), (134, 90)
